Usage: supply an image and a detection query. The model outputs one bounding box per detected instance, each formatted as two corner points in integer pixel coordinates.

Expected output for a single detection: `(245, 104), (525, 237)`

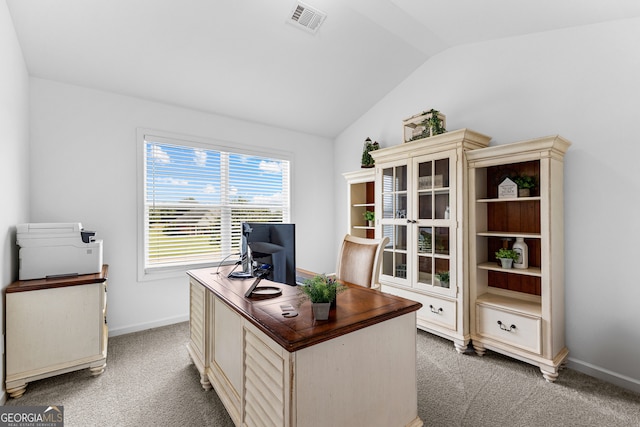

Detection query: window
(138, 131), (291, 276)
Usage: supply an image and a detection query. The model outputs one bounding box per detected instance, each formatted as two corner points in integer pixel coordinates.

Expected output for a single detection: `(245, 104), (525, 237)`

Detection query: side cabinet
(370, 129), (491, 352)
(467, 136), (570, 381)
(5, 265), (109, 398)
(343, 169), (376, 238)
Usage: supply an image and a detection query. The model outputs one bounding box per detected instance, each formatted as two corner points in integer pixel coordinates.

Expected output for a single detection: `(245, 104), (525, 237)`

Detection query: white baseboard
(108, 314), (189, 337)
(567, 357), (640, 394)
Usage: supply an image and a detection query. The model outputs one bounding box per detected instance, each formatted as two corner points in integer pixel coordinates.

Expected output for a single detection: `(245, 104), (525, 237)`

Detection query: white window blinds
(142, 136), (290, 272)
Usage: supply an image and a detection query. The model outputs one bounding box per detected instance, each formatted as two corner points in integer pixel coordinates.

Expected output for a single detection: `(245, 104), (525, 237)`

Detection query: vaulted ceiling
(8, 0), (640, 138)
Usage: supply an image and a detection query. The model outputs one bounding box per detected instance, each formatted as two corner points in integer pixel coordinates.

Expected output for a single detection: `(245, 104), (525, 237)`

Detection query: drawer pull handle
(429, 304), (443, 314)
(497, 320), (516, 332)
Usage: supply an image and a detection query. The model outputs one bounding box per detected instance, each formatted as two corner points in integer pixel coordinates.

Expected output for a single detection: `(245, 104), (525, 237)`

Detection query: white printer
(17, 222), (103, 280)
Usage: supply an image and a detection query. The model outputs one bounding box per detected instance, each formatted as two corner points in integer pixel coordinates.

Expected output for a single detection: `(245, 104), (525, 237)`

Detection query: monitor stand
(228, 271), (254, 279)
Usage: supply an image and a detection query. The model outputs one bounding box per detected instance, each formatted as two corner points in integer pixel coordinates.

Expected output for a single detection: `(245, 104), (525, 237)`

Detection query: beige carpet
(5, 322), (639, 426)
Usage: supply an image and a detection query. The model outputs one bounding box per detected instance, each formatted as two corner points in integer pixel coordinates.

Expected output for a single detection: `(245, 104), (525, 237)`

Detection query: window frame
(136, 128), (294, 281)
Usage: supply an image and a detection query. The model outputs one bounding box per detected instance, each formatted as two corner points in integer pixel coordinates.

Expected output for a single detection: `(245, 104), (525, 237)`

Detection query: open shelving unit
(343, 169), (376, 239)
(467, 136), (571, 382)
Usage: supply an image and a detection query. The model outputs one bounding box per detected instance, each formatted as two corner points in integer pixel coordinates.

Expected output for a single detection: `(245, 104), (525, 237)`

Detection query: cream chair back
(335, 234), (389, 289)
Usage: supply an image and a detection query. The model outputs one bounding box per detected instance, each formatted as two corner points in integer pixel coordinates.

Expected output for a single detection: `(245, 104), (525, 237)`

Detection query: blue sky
(146, 142), (288, 206)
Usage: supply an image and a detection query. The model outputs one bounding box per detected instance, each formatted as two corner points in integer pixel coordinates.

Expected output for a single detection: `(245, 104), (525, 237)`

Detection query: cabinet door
(413, 151), (456, 295)
(378, 162), (410, 286)
(6, 283), (102, 375)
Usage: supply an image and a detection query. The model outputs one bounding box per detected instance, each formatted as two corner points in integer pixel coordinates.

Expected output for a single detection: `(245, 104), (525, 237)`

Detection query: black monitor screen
(244, 222), (296, 286)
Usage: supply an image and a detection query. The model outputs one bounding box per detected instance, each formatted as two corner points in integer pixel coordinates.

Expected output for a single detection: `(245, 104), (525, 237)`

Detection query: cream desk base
(187, 267), (423, 427)
(5, 265), (108, 399)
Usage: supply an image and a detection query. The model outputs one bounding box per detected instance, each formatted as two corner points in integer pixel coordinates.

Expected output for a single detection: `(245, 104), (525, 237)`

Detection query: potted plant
(435, 271), (450, 288)
(363, 210), (375, 227)
(512, 175), (536, 197)
(299, 274), (347, 320)
(495, 248), (519, 269)
(361, 138), (379, 168)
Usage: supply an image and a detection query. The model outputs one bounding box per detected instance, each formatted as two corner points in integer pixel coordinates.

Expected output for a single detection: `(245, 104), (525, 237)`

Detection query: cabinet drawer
(420, 294), (457, 330)
(476, 304), (541, 354)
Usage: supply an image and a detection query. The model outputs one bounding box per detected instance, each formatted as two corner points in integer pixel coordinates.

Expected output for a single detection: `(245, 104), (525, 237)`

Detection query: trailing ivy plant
(411, 109), (446, 141)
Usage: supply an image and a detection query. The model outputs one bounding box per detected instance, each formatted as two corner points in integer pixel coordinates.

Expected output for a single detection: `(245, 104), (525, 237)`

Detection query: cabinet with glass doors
(371, 129), (491, 353)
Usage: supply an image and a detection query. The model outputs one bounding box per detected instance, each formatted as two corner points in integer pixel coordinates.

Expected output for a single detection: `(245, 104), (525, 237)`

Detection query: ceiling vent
(287, 1), (327, 34)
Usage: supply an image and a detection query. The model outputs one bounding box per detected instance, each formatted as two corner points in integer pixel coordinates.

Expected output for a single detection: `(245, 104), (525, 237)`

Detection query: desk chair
(335, 234), (389, 290)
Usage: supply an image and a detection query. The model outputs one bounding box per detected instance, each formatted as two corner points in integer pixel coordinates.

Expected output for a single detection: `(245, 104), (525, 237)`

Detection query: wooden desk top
(6, 265), (109, 293)
(187, 266), (422, 353)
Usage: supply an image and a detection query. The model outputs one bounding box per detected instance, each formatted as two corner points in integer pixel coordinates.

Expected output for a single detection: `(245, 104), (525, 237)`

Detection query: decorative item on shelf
(402, 109), (447, 142)
(361, 137), (379, 168)
(418, 174), (443, 189)
(498, 177), (518, 199)
(444, 206), (450, 219)
(495, 248), (519, 269)
(363, 210), (375, 227)
(435, 271), (450, 288)
(299, 274), (347, 320)
(396, 264), (407, 279)
(512, 175), (537, 197)
(418, 231), (432, 253)
(512, 237), (529, 269)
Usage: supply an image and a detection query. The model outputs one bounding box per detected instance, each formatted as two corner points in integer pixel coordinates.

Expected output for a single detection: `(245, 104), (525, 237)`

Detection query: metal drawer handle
(429, 304), (443, 314)
(497, 320), (516, 332)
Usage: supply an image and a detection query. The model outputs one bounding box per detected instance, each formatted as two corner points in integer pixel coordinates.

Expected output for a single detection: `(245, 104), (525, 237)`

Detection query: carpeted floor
(5, 322), (639, 426)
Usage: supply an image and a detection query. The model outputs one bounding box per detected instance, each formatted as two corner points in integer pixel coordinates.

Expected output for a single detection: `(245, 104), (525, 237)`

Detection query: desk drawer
(476, 304), (541, 354)
(420, 294), (457, 330)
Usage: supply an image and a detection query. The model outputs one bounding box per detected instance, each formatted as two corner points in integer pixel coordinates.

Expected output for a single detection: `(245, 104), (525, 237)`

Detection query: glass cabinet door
(414, 154), (454, 292)
(380, 164), (409, 282)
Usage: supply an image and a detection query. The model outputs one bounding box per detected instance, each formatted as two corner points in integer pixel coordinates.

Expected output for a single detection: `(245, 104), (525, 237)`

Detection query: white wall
(0, 1), (30, 401)
(29, 78), (335, 336)
(334, 18), (640, 392)
(0, 0), (29, 284)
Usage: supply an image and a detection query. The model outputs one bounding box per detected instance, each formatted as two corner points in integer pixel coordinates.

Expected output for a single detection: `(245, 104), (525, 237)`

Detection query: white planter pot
(312, 302), (331, 320)
(499, 258), (513, 269)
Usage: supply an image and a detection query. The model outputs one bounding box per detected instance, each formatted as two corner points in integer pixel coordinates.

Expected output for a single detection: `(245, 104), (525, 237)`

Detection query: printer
(17, 222), (103, 280)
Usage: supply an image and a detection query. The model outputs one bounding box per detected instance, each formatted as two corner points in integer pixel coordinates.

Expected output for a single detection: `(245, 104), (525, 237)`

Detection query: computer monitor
(244, 222), (296, 286)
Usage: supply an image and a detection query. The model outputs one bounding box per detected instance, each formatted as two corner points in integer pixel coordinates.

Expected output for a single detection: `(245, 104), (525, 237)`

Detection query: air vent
(287, 1), (327, 34)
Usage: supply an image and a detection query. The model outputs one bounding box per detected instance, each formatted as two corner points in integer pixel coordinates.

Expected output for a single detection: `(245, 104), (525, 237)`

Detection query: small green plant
(299, 274), (347, 304)
(435, 271), (450, 288)
(363, 210), (375, 222)
(512, 175), (536, 189)
(495, 248), (519, 260)
(436, 271), (449, 282)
